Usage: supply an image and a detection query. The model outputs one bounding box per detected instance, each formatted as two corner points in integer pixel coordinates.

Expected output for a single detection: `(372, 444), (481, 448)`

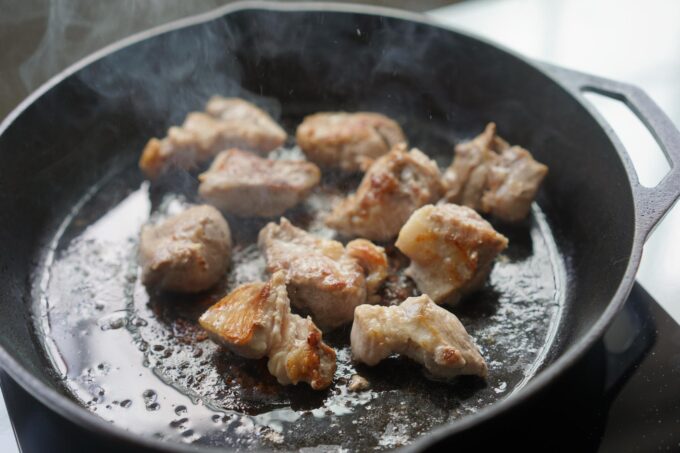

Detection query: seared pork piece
(348, 374), (370, 392)
(351, 294), (487, 378)
(395, 204), (508, 305)
(139, 97), (286, 179)
(443, 123), (548, 222)
(482, 146), (549, 221)
(139, 205), (232, 293)
(198, 149), (321, 217)
(199, 271), (336, 390)
(198, 283), (274, 359)
(296, 112), (406, 171)
(258, 218), (388, 330)
(267, 308), (336, 389)
(326, 144), (444, 241)
(205, 97), (283, 141)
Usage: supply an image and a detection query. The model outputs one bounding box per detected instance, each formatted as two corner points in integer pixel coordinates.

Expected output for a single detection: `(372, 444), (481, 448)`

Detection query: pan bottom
(33, 160), (565, 450)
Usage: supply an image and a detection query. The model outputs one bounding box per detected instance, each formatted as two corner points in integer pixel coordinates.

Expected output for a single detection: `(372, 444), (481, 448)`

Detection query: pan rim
(0, 1), (643, 451)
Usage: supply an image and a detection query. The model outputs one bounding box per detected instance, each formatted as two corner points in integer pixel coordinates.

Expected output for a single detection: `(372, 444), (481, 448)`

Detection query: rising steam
(16, 0), (231, 94)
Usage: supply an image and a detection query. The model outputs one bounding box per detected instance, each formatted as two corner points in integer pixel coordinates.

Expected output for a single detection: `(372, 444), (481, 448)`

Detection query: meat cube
(198, 148), (321, 217)
(326, 144), (444, 241)
(202, 97), (287, 152)
(139, 97), (287, 179)
(443, 123), (548, 222)
(139, 205), (232, 293)
(296, 112), (406, 172)
(351, 294), (487, 378)
(258, 218), (388, 330)
(199, 271), (336, 390)
(395, 204), (508, 305)
(481, 146), (550, 221)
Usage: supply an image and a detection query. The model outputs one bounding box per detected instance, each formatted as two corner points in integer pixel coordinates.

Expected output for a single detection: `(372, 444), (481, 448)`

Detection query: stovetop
(2, 283), (679, 452)
(597, 285), (680, 452)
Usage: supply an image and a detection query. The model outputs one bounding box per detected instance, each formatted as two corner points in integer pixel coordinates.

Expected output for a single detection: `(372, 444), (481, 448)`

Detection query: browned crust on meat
(139, 138), (163, 180)
(286, 326), (337, 390)
(198, 282), (269, 346)
(435, 346), (464, 366)
(346, 239), (388, 270)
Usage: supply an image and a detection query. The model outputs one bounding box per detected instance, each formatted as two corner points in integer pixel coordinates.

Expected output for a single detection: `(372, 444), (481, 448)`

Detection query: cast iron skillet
(0, 2), (679, 451)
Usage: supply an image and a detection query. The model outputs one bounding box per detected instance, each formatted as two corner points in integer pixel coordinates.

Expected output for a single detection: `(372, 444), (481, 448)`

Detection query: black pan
(0, 2), (679, 452)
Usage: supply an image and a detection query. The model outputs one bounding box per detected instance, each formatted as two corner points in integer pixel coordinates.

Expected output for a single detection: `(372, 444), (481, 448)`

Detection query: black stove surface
(2, 283), (679, 452)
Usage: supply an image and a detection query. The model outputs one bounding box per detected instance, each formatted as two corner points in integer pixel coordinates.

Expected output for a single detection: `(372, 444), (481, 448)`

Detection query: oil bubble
(142, 389), (158, 410)
(142, 389), (156, 400)
(170, 418), (188, 428)
(130, 316), (148, 327)
(98, 312), (128, 331)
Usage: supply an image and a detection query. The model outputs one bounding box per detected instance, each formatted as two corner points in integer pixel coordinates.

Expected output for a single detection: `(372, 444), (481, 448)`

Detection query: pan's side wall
(0, 5), (633, 430)
(0, 75), (148, 390)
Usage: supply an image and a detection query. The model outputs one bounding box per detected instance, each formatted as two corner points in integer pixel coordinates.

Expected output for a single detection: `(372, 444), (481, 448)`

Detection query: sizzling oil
(36, 154), (565, 450)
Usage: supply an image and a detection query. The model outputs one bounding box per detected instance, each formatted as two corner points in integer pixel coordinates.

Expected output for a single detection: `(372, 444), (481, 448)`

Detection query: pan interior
(34, 115), (566, 450)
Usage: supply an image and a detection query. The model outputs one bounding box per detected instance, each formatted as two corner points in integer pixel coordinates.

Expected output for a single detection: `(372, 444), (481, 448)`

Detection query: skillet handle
(538, 62), (680, 239)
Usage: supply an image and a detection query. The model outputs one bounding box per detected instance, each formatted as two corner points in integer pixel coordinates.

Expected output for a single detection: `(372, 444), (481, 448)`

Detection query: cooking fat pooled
(395, 204), (508, 305)
(258, 218), (388, 330)
(139, 97), (286, 179)
(351, 295), (488, 379)
(326, 143), (444, 241)
(139, 205), (232, 293)
(443, 122), (548, 222)
(198, 148), (321, 217)
(296, 111), (406, 172)
(199, 271), (337, 390)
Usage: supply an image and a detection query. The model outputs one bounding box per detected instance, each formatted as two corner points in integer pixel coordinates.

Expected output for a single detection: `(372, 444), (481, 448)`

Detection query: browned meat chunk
(198, 148), (321, 217)
(139, 205), (231, 293)
(348, 374), (370, 392)
(351, 294), (488, 378)
(326, 144), (444, 241)
(296, 112), (406, 171)
(258, 218), (388, 330)
(443, 123), (548, 222)
(139, 97), (286, 179)
(395, 204), (508, 305)
(199, 271), (336, 390)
